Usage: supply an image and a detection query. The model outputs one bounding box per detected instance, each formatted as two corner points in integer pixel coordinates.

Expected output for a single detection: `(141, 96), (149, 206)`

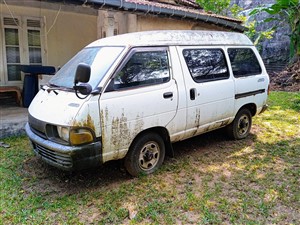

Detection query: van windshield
(49, 46), (124, 89)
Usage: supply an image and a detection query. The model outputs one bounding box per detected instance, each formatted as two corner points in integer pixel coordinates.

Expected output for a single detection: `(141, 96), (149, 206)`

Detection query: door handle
(190, 88), (196, 100)
(163, 92), (173, 99)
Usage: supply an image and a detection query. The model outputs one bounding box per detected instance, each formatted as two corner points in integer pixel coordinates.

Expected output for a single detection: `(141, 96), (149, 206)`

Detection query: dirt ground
(15, 62), (299, 224)
(270, 59), (300, 92)
(20, 61), (300, 197)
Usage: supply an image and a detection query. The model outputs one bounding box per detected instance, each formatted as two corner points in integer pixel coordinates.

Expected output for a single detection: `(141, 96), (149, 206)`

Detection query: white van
(25, 30), (269, 176)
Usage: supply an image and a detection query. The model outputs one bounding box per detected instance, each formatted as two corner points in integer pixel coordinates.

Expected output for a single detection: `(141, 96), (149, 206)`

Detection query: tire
(124, 132), (165, 177)
(226, 108), (252, 140)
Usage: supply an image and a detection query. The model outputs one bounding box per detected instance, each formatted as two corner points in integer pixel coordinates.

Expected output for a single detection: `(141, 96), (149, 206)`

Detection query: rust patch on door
(100, 108), (146, 160)
(195, 108), (201, 128)
(111, 113), (130, 148)
(133, 114), (144, 137)
(191, 108), (201, 136)
(100, 107), (109, 141)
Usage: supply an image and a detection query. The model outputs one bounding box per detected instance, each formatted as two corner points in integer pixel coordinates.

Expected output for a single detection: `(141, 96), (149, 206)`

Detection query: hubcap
(237, 114), (249, 136)
(139, 142), (160, 171)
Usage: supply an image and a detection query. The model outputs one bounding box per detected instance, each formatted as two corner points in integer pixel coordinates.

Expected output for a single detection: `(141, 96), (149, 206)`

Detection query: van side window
(113, 50), (170, 89)
(183, 49), (229, 83)
(228, 48), (262, 77)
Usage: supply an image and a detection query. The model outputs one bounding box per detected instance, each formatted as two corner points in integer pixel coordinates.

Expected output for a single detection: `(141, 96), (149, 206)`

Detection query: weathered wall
(0, 3), (97, 69)
(45, 10), (97, 67)
(137, 15), (229, 32)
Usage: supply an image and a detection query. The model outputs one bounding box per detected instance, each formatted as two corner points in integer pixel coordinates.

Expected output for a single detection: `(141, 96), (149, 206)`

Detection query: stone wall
(231, 0), (291, 65)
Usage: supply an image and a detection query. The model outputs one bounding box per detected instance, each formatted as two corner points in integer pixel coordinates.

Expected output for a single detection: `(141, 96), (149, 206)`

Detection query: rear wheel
(227, 108), (252, 140)
(124, 132), (165, 177)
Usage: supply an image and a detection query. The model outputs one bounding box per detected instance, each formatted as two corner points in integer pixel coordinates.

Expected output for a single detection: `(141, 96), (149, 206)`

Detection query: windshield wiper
(43, 83), (73, 95)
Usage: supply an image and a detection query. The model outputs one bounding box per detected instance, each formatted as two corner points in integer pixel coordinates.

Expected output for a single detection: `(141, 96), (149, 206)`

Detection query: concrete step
(0, 106), (28, 139)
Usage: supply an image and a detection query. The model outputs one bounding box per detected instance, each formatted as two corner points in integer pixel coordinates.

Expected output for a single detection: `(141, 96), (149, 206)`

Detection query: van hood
(28, 89), (85, 126)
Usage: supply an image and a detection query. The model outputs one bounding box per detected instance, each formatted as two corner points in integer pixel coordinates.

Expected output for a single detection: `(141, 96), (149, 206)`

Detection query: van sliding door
(177, 46), (235, 138)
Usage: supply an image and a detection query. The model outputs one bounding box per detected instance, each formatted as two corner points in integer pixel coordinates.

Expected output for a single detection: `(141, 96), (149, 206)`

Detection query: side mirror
(74, 83), (92, 95)
(74, 63), (91, 84)
(74, 63), (92, 99)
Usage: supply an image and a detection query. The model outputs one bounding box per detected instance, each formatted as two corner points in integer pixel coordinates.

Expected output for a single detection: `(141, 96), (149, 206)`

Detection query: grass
(0, 91), (299, 224)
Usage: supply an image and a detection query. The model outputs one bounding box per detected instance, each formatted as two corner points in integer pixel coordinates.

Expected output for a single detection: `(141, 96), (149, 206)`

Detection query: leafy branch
(195, 0), (231, 15)
(250, 0), (300, 59)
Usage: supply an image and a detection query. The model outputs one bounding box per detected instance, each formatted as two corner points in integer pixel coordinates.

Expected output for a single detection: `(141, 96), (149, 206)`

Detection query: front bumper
(25, 123), (102, 171)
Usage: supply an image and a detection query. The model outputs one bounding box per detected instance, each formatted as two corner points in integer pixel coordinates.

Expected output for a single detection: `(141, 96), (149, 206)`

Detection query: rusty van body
(26, 30), (269, 176)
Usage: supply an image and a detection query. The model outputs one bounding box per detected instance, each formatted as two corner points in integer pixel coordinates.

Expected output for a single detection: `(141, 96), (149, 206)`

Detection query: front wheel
(226, 108), (252, 140)
(124, 132), (165, 177)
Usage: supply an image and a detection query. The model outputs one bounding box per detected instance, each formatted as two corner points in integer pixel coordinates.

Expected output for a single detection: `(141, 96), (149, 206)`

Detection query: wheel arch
(238, 103), (257, 117)
(128, 126), (174, 158)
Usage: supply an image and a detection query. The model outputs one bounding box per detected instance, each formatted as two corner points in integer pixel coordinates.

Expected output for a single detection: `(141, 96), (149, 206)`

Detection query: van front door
(177, 47), (235, 138)
(100, 47), (178, 162)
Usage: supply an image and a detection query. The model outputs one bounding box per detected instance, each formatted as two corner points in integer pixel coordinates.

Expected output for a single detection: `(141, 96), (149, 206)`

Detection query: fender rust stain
(72, 114), (96, 131)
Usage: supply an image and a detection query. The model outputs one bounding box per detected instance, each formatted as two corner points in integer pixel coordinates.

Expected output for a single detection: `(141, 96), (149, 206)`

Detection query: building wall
(0, 3), (97, 66)
(97, 11), (230, 39)
(136, 15), (229, 32)
(137, 16), (193, 31)
(0, 3), (97, 87)
(1, 2), (232, 89)
(45, 10), (97, 67)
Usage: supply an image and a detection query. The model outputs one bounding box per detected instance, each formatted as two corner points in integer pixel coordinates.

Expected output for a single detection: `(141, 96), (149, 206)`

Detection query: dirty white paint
(28, 88), (101, 136)
(29, 89), (84, 126)
(88, 30), (253, 48)
(28, 30), (269, 166)
(100, 79), (178, 162)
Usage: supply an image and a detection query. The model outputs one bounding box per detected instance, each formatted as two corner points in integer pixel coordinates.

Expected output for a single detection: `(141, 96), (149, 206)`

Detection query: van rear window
(228, 48), (262, 77)
(183, 49), (229, 83)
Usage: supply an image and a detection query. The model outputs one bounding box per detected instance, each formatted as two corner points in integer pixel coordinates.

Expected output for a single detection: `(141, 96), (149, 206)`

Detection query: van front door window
(114, 50), (170, 89)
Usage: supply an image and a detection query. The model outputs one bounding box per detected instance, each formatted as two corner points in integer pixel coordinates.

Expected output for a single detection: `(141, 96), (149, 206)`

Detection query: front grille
(34, 144), (73, 169)
(31, 127), (47, 139)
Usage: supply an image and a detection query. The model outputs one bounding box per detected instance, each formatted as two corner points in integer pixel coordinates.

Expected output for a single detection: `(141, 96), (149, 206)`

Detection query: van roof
(87, 30), (253, 47)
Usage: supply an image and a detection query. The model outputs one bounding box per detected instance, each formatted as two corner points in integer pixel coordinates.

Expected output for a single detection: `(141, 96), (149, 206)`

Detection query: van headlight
(57, 126), (94, 145)
(57, 126), (69, 142)
(69, 128), (94, 145)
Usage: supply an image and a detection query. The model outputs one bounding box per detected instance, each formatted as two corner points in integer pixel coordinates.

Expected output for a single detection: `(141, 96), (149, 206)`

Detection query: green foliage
(244, 21), (275, 47)
(230, 4), (247, 22)
(196, 0), (230, 15)
(195, 1), (275, 49)
(196, 0), (299, 58)
(250, 0), (300, 58)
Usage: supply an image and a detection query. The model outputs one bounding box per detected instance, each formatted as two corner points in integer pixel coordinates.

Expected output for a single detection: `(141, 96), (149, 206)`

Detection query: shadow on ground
(20, 129), (256, 197)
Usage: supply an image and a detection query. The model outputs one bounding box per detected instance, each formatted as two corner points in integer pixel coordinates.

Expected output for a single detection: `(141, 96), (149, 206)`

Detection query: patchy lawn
(0, 91), (299, 224)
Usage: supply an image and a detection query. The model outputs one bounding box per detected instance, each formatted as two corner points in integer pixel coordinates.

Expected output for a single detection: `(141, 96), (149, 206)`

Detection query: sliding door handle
(190, 88), (196, 100)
